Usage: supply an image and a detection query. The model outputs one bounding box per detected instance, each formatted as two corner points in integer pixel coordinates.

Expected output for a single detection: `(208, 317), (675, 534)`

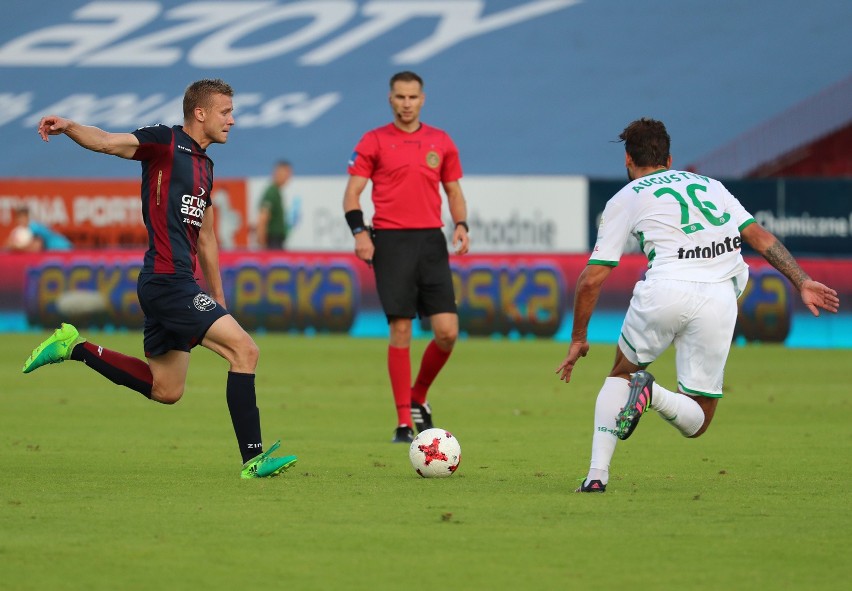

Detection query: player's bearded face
(625, 153), (637, 181)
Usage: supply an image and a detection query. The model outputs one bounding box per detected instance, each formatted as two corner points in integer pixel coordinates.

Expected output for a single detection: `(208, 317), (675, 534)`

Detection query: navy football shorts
(137, 273), (229, 357)
(371, 228), (457, 320)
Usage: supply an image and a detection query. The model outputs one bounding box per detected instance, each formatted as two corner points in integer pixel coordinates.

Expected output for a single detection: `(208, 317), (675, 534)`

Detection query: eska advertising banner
(3, 250), (851, 346)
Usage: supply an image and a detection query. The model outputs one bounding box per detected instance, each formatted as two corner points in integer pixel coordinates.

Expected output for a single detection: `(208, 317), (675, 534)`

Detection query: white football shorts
(618, 270), (748, 397)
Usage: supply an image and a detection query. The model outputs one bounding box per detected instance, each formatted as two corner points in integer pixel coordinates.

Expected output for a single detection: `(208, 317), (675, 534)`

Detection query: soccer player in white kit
(556, 118), (840, 492)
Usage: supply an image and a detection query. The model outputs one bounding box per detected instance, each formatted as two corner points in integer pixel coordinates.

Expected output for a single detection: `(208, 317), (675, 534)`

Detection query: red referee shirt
(347, 123), (463, 230)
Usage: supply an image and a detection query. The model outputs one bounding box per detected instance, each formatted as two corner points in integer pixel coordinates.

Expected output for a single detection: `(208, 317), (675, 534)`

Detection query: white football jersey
(591, 169), (755, 283)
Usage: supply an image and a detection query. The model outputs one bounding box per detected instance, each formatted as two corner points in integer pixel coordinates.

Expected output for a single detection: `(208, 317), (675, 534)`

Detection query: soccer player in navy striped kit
(24, 79), (296, 478)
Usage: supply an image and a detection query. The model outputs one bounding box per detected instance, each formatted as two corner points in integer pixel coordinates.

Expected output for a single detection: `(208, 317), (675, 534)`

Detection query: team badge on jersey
(426, 150), (440, 168)
(193, 293), (217, 311)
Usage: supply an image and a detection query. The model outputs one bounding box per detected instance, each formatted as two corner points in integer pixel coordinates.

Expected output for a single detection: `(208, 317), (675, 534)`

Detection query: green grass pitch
(1, 332), (849, 590)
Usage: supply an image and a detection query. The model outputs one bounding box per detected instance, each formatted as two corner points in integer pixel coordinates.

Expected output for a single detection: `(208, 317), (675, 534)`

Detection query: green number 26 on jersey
(654, 184), (731, 235)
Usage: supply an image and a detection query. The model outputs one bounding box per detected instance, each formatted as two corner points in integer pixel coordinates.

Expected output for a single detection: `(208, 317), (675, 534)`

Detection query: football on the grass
(409, 428), (461, 478)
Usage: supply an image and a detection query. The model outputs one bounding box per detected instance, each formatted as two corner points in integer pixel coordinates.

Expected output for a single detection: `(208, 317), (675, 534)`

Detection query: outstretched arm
(741, 222), (839, 316)
(37, 115), (139, 159)
(556, 264), (613, 383)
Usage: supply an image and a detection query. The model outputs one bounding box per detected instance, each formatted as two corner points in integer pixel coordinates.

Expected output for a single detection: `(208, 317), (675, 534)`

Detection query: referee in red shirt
(344, 71), (470, 443)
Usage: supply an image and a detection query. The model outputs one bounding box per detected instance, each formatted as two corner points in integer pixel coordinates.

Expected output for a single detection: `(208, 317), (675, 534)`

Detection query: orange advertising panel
(0, 178), (248, 249)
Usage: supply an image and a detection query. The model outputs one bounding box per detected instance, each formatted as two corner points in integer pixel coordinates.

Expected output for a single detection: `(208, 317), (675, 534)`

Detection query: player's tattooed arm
(741, 222), (809, 289)
(762, 240), (810, 290)
(742, 221), (839, 315)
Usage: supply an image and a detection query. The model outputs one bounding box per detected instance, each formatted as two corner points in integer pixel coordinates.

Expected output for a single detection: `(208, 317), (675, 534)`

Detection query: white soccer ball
(409, 428), (461, 478)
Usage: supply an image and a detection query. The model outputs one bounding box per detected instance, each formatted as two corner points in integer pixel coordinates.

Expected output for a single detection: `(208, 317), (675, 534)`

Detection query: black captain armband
(455, 221), (469, 232)
(345, 209), (367, 236)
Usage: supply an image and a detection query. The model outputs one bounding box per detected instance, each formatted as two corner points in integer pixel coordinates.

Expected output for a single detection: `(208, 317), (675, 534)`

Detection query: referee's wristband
(345, 209), (367, 236)
(455, 220), (469, 232)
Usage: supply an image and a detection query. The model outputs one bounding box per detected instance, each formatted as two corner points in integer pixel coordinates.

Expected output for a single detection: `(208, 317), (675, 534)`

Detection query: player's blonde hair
(182, 79), (234, 121)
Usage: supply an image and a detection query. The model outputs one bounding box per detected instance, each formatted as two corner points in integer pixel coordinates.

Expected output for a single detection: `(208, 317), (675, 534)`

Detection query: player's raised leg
(146, 350), (191, 404)
(650, 283), (734, 438)
(616, 370), (655, 440)
(22, 323), (83, 373)
(23, 323), (155, 398)
(647, 381), (708, 437)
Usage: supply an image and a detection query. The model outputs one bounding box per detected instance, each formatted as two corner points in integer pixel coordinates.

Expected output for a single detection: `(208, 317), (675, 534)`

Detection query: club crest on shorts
(426, 150), (440, 168)
(193, 293), (217, 311)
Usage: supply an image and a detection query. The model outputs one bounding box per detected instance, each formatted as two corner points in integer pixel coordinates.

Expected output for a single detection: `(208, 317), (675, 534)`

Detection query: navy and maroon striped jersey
(131, 124), (214, 277)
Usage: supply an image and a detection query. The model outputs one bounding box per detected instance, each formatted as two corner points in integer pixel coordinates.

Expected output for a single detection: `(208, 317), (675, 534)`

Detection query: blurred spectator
(5, 206), (71, 252)
(257, 160), (292, 249)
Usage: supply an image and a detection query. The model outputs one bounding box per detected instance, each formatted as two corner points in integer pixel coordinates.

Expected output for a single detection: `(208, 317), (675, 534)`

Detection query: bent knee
(688, 420), (713, 438)
(151, 385), (184, 405)
(435, 335), (457, 352)
(229, 335), (260, 371)
(433, 327), (458, 350)
(241, 337), (260, 364)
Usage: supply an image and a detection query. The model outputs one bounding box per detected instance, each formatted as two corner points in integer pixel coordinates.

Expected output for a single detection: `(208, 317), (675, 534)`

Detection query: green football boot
(22, 323), (84, 374)
(240, 440), (298, 479)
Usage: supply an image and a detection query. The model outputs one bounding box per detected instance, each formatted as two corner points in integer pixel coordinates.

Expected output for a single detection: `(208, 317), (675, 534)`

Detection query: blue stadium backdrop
(1, 1), (850, 347)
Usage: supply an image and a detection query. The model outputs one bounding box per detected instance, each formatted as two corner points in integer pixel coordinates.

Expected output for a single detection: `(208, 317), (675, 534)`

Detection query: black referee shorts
(137, 274), (229, 357)
(371, 228), (457, 320)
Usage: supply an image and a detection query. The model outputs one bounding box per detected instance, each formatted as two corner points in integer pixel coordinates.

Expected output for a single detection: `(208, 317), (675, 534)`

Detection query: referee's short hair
(389, 71), (423, 89)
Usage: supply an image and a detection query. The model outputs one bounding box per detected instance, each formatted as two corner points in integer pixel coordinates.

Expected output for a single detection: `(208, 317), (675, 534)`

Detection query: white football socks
(585, 376), (629, 486)
(583, 376), (708, 486)
(650, 381), (705, 437)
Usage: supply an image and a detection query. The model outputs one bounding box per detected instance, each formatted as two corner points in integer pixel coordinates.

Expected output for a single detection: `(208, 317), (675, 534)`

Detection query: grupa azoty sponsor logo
(180, 186), (207, 228)
(0, 0), (579, 67)
(0, 1), (579, 131)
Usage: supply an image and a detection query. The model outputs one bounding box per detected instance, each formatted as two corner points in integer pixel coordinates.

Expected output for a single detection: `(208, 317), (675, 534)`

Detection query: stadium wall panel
(588, 178), (852, 256)
(1, 251), (849, 347)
